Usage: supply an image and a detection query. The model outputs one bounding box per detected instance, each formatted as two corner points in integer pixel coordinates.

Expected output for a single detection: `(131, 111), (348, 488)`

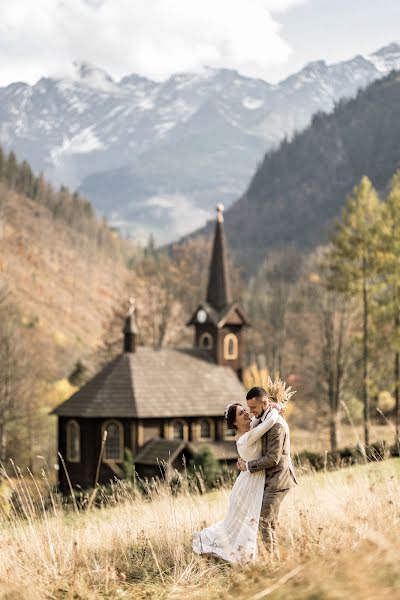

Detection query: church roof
(186, 301), (250, 328)
(134, 439), (238, 466)
(135, 439), (187, 466)
(206, 204), (232, 312)
(51, 346), (245, 418)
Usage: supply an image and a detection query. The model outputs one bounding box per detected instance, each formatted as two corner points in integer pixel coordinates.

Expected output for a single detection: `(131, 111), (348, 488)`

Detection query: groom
(237, 386), (298, 556)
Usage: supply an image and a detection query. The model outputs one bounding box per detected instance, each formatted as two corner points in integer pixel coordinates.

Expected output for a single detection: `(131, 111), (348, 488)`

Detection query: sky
(0, 0), (399, 87)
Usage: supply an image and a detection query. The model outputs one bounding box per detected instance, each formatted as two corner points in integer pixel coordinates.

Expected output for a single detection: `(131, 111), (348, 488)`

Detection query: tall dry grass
(0, 458), (399, 600)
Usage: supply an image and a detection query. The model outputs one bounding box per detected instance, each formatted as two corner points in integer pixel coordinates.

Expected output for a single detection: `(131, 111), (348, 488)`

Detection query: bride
(192, 401), (282, 564)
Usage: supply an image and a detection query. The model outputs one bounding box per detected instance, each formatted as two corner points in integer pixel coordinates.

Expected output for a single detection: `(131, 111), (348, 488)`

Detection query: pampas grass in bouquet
(266, 376), (296, 417)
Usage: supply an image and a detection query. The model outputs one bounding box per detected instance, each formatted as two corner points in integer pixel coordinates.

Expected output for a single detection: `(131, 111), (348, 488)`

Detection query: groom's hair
(246, 387), (267, 401)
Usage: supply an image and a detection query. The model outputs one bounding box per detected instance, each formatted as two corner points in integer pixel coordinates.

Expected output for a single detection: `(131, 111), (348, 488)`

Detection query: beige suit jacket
(247, 413), (298, 491)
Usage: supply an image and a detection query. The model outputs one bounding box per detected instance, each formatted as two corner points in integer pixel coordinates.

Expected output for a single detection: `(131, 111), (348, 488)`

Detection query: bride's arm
(244, 407), (280, 445)
(247, 424), (285, 473)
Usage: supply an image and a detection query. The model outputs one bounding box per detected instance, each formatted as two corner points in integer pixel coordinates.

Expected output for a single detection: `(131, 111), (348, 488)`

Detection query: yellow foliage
(282, 402), (295, 419)
(258, 367), (269, 389)
(243, 363), (271, 390)
(242, 369), (253, 390)
(0, 480), (13, 518)
(53, 331), (67, 346)
(21, 314), (40, 328)
(378, 390), (395, 413)
(309, 272), (321, 284)
(45, 378), (78, 408)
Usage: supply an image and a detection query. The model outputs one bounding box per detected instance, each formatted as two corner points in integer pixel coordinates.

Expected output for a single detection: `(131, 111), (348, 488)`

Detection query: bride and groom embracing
(192, 381), (297, 564)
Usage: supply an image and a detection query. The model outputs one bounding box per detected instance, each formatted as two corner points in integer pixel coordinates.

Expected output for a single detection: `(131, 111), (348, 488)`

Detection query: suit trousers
(258, 486), (289, 556)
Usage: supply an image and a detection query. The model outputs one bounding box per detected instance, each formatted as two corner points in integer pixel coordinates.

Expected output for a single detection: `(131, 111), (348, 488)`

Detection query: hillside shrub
(189, 445), (222, 488)
(295, 440), (387, 472)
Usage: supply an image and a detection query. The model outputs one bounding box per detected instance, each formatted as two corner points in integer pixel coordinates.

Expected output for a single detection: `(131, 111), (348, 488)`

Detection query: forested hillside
(0, 149), (214, 468)
(0, 148), (134, 366)
(0, 149), (139, 466)
(218, 71), (400, 274)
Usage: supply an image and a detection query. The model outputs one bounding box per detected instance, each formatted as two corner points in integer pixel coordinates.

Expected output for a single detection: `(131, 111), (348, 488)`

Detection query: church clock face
(196, 309), (207, 323)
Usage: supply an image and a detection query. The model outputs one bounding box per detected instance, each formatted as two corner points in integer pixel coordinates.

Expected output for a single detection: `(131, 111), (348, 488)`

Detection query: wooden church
(51, 205), (250, 492)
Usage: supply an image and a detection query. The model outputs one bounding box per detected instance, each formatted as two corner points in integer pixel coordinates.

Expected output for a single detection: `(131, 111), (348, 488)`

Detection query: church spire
(206, 204), (232, 311)
(123, 297), (138, 353)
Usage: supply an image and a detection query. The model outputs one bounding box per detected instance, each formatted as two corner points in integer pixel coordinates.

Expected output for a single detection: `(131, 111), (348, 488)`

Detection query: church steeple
(187, 204), (250, 380)
(206, 204), (232, 311)
(123, 298), (138, 353)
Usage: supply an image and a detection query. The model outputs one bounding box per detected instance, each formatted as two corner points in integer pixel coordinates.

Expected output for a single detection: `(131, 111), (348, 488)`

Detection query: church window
(102, 420), (124, 462)
(199, 332), (213, 350)
(172, 420), (185, 440)
(224, 333), (238, 360)
(199, 419), (212, 440)
(66, 420), (80, 462)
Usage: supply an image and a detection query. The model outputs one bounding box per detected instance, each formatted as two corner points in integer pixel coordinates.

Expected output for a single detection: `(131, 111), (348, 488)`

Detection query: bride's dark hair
(225, 403), (242, 430)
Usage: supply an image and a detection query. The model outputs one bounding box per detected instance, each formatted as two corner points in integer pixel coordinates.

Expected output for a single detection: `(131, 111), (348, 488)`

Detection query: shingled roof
(206, 204), (232, 312)
(51, 346), (245, 418)
(134, 439), (238, 467)
(134, 439), (187, 466)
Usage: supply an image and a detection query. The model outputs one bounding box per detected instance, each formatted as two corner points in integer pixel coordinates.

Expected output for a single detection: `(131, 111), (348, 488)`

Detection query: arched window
(173, 420), (184, 440)
(199, 332), (213, 350)
(224, 333), (238, 360)
(102, 420), (124, 462)
(66, 420), (80, 462)
(199, 419), (212, 440)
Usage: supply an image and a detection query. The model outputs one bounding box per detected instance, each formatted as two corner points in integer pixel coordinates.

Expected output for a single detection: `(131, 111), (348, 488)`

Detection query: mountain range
(1, 42), (400, 243)
(217, 71), (400, 274)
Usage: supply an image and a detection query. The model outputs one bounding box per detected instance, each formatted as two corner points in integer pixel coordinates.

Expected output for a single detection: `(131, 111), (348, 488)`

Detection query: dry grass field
(0, 457), (399, 600)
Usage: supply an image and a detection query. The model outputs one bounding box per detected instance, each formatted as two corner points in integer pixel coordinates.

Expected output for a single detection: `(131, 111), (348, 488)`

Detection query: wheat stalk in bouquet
(266, 376), (296, 410)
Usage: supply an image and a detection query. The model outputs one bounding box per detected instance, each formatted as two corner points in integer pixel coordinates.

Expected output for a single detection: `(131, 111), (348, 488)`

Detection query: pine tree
(0, 146), (4, 180)
(378, 171), (400, 440)
(325, 176), (382, 446)
(32, 172), (47, 203)
(5, 151), (18, 189)
(17, 160), (34, 197)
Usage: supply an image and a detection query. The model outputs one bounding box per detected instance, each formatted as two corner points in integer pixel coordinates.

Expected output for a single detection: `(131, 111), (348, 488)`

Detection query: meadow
(0, 457), (399, 600)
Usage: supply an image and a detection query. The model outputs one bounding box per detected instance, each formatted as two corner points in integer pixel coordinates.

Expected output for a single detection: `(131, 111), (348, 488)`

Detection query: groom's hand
(237, 458), (247, 471)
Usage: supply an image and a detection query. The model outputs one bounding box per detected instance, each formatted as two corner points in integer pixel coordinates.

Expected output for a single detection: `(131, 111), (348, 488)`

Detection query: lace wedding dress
(192, 408), (279, 563)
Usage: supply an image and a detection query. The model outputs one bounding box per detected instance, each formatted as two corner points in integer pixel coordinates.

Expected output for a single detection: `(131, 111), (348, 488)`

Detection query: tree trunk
(395, 313), (400, 442)
(0, 420), (6, 463)
(362, 271), (370, 446)
(328, 349), (337, 451)
(330, 413), (340, 451)
(322, 299), (340, 452)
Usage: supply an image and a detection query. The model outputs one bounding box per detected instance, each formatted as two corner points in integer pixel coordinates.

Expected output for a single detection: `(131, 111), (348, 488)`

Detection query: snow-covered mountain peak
(1, 42), (400, 244)
(371, 42), (400, 57)
(119, 73), (157, 89)
(72, 61), (119, 92)
(368, 42), (400, 72)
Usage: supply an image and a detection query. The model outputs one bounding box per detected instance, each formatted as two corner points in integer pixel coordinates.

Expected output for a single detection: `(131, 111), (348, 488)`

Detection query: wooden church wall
(59, 417), (135, 493)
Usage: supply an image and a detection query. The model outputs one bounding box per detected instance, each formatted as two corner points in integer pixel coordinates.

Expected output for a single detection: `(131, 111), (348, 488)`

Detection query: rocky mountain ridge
(0, 42), (399, 243)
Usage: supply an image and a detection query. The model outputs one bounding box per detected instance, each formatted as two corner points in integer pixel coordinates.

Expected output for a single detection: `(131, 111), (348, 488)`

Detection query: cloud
(0, 0), (307, 85)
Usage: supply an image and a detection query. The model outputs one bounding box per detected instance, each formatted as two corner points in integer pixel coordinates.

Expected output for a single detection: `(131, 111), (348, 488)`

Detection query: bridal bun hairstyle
(225, 403), (242, 430)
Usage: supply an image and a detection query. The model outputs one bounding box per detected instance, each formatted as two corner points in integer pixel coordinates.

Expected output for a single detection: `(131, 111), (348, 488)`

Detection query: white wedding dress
(192, 408), (279, 564)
